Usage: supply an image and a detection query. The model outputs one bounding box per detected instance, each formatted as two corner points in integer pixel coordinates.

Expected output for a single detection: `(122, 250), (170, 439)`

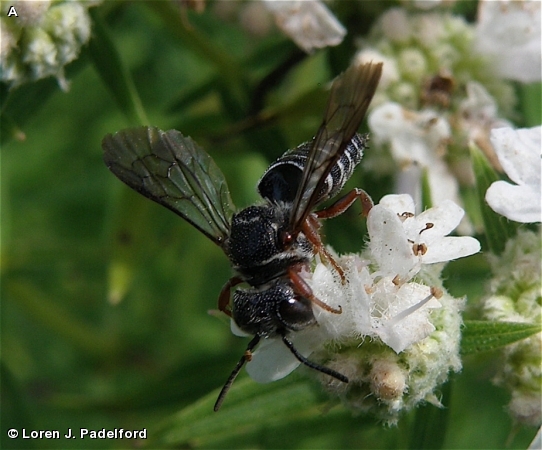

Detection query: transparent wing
(289, 62), (382, 230)
(102, 126), (234, 247)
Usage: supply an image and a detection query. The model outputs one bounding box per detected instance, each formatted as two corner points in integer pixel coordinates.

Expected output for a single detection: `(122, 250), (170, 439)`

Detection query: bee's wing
(102, 126), (234, 247)
(289, 62), (382, 231)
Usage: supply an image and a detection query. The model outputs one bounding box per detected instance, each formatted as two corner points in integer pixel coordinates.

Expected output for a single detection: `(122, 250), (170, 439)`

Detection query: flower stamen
(419, 223), (434, 234)
(386, 291), (437, 328)
(412, 243), (428, 256)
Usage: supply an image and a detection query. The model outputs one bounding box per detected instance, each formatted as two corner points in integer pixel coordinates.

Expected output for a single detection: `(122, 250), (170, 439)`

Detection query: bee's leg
(280, 334), (348, 383)
(218, 276), (243, 317)
(288, 266), (342, 314)
(315, 188), (373, 219)
(302, 216), (345, 281)
(214, 334), (261, 411)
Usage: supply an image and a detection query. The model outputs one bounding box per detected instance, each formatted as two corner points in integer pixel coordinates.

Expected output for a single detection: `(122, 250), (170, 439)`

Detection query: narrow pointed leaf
(461, 320), (541, 355)
(150, 377), (326, 447)
(88, 9), (148, 125)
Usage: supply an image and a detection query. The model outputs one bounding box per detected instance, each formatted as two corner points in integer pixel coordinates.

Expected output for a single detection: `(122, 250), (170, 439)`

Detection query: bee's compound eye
(277, 296), (316, 332)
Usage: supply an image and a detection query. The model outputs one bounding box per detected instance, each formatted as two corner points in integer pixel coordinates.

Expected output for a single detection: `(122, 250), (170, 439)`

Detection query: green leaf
(470, 142), (517, 255)
(87, 9), (148, 125)
(1, 362), (35, 450)
(146, 2), (249, 112)
(150, 376), (329, 447)
(4, 281), (120, 359)
(0, 55), (88, 146)
(409, 378), (452, 449)
(519, 82), (542, 127)
(461, 320), (541, 355)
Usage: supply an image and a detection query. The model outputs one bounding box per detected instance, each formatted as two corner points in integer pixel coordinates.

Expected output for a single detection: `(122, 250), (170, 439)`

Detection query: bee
(102, 62), (382, 410)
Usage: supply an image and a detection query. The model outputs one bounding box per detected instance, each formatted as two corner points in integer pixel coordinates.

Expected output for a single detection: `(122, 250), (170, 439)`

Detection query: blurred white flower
(1, 1), (98, 89)
(368, 102), (465, 213)
(261, 0), (345, 53)
(380, 7), (412, 43)
(355, 6), (519, 234)
(354, 49), (400, 90)
(475, 0), (542, 83)
(406, 0), (457, 9)
(485, 126), (542, 223)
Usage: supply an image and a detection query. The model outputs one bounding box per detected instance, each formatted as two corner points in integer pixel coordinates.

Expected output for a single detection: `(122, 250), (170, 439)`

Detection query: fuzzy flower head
(475, 0), (541, 84)
(481, 229), (542, 426)
(485, 126), (542, 223)
(237, 194), (479, 423)
(1, 0), (100, 90)
(355, 7), (522, 226)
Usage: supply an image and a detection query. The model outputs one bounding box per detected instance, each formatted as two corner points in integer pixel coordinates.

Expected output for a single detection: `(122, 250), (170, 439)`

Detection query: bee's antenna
(281, 334), (349, 383)
(214, 335), (261, 411)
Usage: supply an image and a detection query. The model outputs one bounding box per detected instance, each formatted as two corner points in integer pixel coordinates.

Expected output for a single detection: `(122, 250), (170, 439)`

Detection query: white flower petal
(372, 280), (440, 353)
(486, 181), (541, 223)
(490, 127), (542, 188)
(368, 204), (417, 278)
(246, 337), (300, 383)
(262, 0), (345, 53)
(379, 194), (416, 215)
(311, 263), (354, 339)
(246, 331), (321, 383)
(422, 236), (481, 264)
(413, 200), (464, 243)
(486, 126), (542, 223)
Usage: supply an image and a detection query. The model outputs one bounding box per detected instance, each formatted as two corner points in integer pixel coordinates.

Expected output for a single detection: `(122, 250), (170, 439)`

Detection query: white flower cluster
(354, 5), (540, 231)
(1, 0), (100, 90)
(481, 229), (541, 427)
(237, 194), (480, 422)
(477, 123), (541, 427)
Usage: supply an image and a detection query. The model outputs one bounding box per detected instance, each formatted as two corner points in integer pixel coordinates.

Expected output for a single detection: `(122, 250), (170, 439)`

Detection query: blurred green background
(1, 2), (539, 449)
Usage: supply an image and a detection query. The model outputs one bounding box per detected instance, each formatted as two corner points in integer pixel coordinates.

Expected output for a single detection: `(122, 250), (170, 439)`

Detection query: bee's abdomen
(258, 133), (368, 204)
(322, 132), (368, 201)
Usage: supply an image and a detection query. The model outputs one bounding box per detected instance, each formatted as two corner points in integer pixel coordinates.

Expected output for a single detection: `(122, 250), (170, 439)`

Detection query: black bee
(102, 62), (382, 410)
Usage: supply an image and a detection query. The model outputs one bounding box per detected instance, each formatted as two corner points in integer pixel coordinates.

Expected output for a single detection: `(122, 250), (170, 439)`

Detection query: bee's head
(232, 280), (316, 337)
